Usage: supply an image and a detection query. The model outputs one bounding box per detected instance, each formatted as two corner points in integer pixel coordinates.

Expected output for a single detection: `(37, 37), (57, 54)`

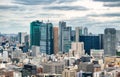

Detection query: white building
(93, 71), (102, 77)
(90, 49), (104, 59)
(32, 46), (40, 57)
(0, 63), (6, 69)
(12, 49), (23, 59)
(13, 71), (22, 77)
(69, 42), (85, 58)
(3, 50), (8, 61)
(62, 68), (77, 77)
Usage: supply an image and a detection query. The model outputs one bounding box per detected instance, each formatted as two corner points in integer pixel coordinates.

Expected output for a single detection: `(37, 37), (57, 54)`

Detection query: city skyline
(0, 0), (120, 34)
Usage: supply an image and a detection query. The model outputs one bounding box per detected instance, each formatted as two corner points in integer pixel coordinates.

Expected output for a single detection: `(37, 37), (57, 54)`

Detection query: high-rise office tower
(83, 27), (88, 35)
(75, 27), (82, 42)
(79, 35), (102, 55)
(40, 22), (54, 55)
(71, 30), (76, 42)
(104, 28), (117, 56)
(59, 21), (71, 53)
(25, 35), (30, 48)
(116, 30), (120, 47)
(53, 27), (58, 54)
(59, 21), (66, 52)
(99, 34), (104, 49)
(18, 32), (27, 44)
(30, 20), (42, 47)
(62, 27), (71, 53)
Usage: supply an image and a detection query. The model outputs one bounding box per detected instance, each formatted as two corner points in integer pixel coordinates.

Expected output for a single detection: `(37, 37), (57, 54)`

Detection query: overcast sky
(0, 0), (120, 34)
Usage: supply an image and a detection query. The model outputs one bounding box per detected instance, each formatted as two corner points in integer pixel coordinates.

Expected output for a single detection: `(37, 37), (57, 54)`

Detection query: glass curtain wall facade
(40, 23), (54, 55)
(59, 21), (71, 53)
(30, 20), (42, 47)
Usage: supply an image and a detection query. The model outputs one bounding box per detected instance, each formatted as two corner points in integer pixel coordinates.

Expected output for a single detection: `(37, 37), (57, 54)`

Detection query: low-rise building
(41, 62), (65, 74)
(62, 68), (76, 77)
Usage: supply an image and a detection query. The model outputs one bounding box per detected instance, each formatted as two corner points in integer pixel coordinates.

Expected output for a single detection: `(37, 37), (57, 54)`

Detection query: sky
(0, 0), (120, 34)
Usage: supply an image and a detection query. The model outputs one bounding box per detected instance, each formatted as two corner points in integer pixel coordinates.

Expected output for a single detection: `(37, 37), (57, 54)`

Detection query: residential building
(41, 62), (65, 74)
(62, 68), (76, 77)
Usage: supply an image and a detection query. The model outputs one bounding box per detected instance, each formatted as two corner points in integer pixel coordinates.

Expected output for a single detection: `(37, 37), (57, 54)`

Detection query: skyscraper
(30, 20), (42, 47)
(83, 27), (88, 35)
(59, 21), (71, 53)
(40, 22), (54, 55)
(79, 35), (102, 55)
(104, 28), (117, 56)
(59, 21), (66, 52)
(24, 35), (30, 48)
(18, 32), (27, 44)
(71, 30), (76, 42)
(116, 30), (120, 47)
(75, 27), (82, 42)
(62, 27), (71, 53)
(53, 27), (58, 54)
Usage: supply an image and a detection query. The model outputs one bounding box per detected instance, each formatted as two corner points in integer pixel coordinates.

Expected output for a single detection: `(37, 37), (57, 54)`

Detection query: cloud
(65, 16), (120, 34)
(88, 13), (120, 17)
(43, 6), (88, 11)
(0, 0), (120, 34)
(93, 0), (120, 2)
(13, 0), (78, 5)
(13, 0), (56, 5)
(56, 0), (78, 3)
(104, 2), (120, 7)
(23, 13), (63, 18)
(65, 17), (96, 27)
(102, 13), (120, 17)
(0, 5), (26, 12)
(37, 13), (63, 16)
(93, 0), (120, 7)
(0, 5), (19, 10)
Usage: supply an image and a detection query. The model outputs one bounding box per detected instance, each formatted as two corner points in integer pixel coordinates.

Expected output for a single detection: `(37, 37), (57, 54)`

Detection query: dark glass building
(40, 22), (54, 55)
(79, 35), (103, 55)
(30, 20), (54, 55)
(21, 64), (37, 77)
(82, 72), (93, 77)
(59, 21), (66, 52)
(30, 20), (42, 47)
(71, 30), (76, 42)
